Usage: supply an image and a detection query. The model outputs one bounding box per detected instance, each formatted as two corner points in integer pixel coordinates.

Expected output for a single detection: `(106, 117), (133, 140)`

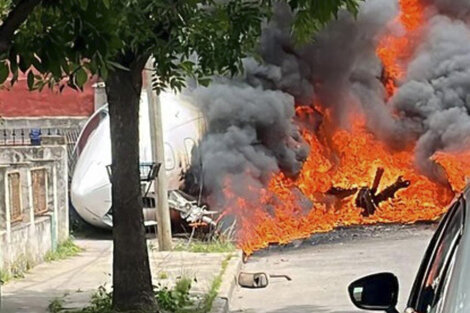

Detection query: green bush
(79, 286), (113, 313)
(45, 239), (82, 262)
(155, 277), (194, 313)
(173, 240), (236, 253)
(49, 278), (195, 313)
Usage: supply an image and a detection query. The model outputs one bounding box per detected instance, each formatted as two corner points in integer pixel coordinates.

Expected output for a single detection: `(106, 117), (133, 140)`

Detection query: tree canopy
(1, 0), (363, 92)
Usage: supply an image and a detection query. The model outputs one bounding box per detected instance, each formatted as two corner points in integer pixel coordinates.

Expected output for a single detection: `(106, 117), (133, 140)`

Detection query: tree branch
(0, 0), (42, 54)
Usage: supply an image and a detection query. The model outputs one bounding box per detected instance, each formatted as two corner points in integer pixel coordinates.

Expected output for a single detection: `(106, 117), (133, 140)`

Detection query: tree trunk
(0, 0), (42, 53)
(106, 56), (157, 312)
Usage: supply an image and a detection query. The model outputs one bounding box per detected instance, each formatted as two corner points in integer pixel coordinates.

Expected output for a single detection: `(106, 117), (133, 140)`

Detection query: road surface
(230, 224), (436, 313)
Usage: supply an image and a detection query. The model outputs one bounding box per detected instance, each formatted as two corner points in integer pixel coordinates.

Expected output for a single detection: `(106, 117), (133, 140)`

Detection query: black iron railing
(0, 127), (82, 177)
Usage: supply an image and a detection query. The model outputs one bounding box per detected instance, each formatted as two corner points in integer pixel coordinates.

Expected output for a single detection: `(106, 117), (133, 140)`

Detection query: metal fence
(63, 128), (82, 176)
(0, 127), (79, 145)
(0, 127), (82, 177)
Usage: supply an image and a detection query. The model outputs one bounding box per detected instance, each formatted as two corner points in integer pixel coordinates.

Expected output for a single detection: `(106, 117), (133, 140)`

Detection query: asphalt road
(230, 224), (437, 313)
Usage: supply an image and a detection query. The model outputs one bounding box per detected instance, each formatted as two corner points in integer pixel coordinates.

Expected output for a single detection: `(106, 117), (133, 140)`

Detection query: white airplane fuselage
(70, 91), (205, 228)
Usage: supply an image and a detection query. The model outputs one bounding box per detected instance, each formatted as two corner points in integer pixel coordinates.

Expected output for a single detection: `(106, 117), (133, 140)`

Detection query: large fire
(376, 0), (424, 97)
(226, 109), (469, 255)
(221, 0), (470, 256)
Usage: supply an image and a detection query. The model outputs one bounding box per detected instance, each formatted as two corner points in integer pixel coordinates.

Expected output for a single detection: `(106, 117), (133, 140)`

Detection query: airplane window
(164, 143), (175, 170)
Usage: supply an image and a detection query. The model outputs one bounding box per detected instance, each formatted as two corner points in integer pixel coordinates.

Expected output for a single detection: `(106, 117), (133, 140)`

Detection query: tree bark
(106, 56), (157, 312)
(0, 0), (42, 53)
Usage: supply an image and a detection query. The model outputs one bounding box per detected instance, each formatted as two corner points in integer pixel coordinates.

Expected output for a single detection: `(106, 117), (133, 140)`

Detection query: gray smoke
(183, 3), (314, 205)
(390, 15), (470, 181)
(296, 0), (470, 182)
(185, 82), (308, 206)
(242, 3), (314, 105)
(186, 0), (470, 209)
(427, 0), (470, 19)
(243, 0), (397, 118)
(242, 0), (399, 129)
(307, 0), (398, 128)
(184, 0), (402, 208)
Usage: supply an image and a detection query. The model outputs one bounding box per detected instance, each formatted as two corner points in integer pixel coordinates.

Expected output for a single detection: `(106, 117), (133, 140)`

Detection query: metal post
(0, 279), (3, 310)
(145, 57), (172, 251)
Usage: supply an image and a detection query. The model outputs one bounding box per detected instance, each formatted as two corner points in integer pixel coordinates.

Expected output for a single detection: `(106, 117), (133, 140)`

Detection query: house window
(31, 169), (48, 215)
(8, 172), (23, 223)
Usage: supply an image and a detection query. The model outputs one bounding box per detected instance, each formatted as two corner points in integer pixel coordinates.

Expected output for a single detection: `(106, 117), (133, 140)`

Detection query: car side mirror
(348, 272), (399, 313)
(238, 272), (269, 289)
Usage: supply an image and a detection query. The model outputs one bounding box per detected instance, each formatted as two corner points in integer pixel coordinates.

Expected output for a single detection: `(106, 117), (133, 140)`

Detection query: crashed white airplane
(71, 90), (215, 229)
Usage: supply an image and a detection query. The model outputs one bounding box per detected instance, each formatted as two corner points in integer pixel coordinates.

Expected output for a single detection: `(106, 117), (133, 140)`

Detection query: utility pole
(145, 58), (173, 251)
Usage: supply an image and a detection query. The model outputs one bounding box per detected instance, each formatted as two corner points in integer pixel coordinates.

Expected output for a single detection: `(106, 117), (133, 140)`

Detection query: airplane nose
(71, 160), (112, 226)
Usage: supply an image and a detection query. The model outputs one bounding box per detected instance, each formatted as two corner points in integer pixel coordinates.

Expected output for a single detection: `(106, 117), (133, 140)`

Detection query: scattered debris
(327, 168), (411, 217)
(269, 274), (292, 281)
(238, 272), (292, 289)
(168, 190), (218, 226)
(291, 239), (303, 248)
(326, 186), (358, 199)
(238, 272), (269, 289)
(355, 168), (410, 217)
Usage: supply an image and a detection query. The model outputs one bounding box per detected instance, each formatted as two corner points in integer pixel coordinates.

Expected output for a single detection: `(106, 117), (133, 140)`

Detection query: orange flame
(376, 0), (424, 97)
(220, 0), (470, 256)
(433, 151), (470, 192)
(224, 110), (470, 256)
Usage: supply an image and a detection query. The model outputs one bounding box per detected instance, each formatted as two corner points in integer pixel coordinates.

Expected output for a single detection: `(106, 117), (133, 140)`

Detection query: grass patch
(0, 254), (34, 283)
(47, 254), (235, 313)
(45, 239), (82, 262)
(198, 254), (233, 313)
(0, 270), (11, 283)
(174, 240), (236, 253)
(48, 287), (112, 313)
(48, 297), (66, 313)
(157, 271), (169, 280)
(49, 278), (196, 313)
(156, 277), (195, 313)
(78, 286), (112, 313)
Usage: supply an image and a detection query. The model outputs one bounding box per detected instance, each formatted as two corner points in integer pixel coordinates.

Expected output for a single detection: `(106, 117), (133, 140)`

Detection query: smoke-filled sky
(185, 0), (470, 206)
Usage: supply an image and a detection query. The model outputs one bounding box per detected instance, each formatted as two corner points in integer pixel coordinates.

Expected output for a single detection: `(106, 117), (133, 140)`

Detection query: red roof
(0, 76), (95, 117)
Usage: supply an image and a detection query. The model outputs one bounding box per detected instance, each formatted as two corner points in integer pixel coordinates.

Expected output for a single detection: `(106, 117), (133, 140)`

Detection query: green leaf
(79, 0), (88, 10)
(19, 55), (32, 73)
(103, 0), (110, 9)
(198, 77), (211, 87)
(100, 65), (108, 80)
(107, 61), (129, 71)
(0, 62), (8, 84)
(32, 57), (44, 73)
(75, 68), (88, 87)
(27, 71), (34, 90)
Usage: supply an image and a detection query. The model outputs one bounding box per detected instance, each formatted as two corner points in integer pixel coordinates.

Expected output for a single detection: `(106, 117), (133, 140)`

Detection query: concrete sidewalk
(0, 238), (240, 313)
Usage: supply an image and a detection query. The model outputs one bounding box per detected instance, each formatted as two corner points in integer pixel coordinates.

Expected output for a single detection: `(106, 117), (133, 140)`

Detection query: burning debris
(183, 0), (470, 255)
(355, 169), (411, 217)
(327, 168), (411, 217)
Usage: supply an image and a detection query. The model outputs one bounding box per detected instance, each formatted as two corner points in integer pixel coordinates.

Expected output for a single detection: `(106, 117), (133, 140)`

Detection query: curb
(209, 250), (243, 313)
